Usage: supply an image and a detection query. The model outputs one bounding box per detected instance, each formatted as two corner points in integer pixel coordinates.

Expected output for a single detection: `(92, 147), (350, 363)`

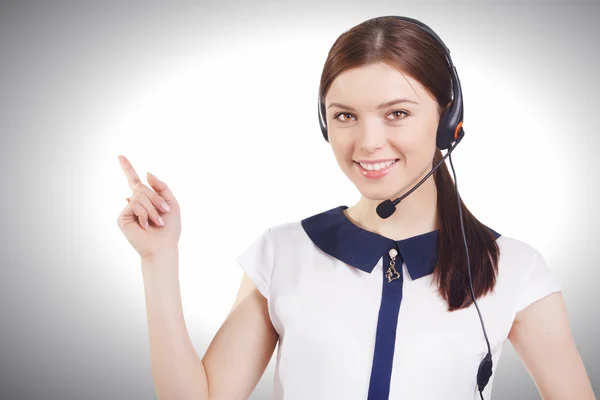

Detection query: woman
(117, 16), (595, 400)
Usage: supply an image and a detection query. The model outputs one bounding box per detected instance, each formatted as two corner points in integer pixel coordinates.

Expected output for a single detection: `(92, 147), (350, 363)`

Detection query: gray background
(1, 0), (598, 399)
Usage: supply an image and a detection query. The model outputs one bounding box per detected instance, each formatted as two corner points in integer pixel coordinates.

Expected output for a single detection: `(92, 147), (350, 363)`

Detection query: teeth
(359, 159), (397, 171)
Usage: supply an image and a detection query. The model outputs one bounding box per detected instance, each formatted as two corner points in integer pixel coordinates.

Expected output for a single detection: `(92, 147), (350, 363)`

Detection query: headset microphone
(376, 129), (464, 219)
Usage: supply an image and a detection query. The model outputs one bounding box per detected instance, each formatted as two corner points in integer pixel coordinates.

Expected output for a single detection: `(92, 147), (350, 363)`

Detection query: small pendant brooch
(385, 248), (401, 283)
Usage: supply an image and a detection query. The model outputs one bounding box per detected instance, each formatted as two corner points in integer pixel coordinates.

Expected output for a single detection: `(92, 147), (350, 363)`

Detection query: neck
(345, 173), (440, 241)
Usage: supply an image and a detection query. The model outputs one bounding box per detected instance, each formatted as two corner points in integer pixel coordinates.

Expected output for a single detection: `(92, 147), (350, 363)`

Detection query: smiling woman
(320, 41), (499, 313)
(300, 16), (594, 400)
(120, 14), (596, 400)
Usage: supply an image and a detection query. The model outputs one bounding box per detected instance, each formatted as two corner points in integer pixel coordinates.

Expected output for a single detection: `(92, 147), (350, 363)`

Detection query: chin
(341, 164), (406, 199)
(355, 185), (402, 202)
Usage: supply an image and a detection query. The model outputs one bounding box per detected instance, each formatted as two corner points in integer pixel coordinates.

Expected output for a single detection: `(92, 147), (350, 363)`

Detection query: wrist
(141, 246), (179, 266)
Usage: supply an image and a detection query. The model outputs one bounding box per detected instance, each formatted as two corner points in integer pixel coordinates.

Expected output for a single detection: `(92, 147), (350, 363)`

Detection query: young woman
(117, 16), (595, 400)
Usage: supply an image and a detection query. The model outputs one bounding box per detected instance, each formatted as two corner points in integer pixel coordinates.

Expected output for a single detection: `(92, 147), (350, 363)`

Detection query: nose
(357, 120), (386, 153)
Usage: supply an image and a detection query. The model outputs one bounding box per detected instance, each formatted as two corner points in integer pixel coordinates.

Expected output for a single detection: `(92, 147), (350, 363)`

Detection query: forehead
(325, 62), (427, 107)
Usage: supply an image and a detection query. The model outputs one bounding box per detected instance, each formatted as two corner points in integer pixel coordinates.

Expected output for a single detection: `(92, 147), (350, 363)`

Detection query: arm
(508, 292), (596, 400)
(202, 272), (279, 400)
(142, 249), (278, 400)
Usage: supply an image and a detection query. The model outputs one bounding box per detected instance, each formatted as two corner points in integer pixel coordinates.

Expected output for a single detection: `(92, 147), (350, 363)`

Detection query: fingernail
(162, 203), (170, 212)
(158, 216), (165, 226)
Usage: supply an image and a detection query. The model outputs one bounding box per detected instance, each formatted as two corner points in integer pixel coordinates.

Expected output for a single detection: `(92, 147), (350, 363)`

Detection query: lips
(355, 159), (399, 179)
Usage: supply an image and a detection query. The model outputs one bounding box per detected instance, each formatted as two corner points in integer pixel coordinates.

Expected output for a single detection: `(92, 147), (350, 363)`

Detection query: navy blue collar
(301, 205), (501, 280)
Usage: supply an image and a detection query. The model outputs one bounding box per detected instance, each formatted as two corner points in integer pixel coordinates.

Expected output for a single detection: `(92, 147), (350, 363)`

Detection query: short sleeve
(236, 227), (274, 299)
(515, 249), (562, 313)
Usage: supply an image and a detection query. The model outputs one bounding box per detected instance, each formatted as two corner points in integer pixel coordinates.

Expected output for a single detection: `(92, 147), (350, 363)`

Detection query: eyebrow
(327, 98), (419, 111)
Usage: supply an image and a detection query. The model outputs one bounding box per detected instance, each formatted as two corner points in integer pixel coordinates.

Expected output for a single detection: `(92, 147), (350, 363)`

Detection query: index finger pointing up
(118, 155), (142, 192)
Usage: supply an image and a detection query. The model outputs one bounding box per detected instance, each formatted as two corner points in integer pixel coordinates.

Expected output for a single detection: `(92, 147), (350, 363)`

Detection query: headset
(317, 16), (493, 400)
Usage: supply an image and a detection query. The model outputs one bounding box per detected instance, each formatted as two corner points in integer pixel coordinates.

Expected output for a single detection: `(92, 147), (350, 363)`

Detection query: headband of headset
(317, 16), (464, 150)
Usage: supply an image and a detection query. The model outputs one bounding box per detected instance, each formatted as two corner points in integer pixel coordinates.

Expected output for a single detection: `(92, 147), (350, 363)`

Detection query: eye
(387, 110), (410, 120)
(333, 110), (410, 123)
(333, 112), (356, 122)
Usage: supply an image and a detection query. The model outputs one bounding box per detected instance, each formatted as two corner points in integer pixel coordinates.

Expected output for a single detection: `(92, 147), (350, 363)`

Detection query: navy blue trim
(367, 242), (403, 400)
(301, 205), (500, 279)
(300, 204), (502, 399)
(301, 205), (391, 273)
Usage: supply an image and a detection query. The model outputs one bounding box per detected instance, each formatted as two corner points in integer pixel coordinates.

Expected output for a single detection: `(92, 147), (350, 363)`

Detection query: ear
(437, 101), (452, 118)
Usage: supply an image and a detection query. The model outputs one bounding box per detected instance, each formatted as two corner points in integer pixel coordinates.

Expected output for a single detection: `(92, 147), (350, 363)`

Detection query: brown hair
(319, 16), (500, 311)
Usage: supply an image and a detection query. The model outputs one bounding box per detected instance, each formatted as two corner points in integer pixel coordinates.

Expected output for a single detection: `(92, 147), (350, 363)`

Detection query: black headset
(317, 16), (493, 400)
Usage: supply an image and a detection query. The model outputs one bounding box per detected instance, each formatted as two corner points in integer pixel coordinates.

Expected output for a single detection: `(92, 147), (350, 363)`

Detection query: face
(324, 61), (442, 201)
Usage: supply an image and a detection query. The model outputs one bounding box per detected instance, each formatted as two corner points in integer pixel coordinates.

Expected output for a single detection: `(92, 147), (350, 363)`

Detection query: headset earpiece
(318, 96), (328, 142)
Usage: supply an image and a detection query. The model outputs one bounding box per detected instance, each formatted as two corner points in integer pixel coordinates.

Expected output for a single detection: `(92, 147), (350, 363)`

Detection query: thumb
(147, 172), (177, 205)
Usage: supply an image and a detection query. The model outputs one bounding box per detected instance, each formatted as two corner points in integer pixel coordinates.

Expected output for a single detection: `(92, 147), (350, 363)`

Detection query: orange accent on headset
(454, 121), (463, 140)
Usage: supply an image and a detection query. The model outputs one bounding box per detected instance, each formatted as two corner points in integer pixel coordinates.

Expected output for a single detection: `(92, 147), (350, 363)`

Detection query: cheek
(390, 142), (435, 176)
(392, 126), (437, 158)
(330, 141), (353, 162)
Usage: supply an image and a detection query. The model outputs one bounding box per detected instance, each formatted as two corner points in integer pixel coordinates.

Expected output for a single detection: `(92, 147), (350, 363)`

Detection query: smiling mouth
(353, 158), (400, 179)
(354, 159), (400, 170)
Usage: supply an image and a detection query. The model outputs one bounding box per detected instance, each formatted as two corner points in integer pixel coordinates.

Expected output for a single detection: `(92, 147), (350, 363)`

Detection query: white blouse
(235, 205), (562, 400)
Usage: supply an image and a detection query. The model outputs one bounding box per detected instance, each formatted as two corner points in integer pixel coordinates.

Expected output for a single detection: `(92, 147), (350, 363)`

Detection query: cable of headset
(376, 134), (494, 399)
(448, 143), (493, 399)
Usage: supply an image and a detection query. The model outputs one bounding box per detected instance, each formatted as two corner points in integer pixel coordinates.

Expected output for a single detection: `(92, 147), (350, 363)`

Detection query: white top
(235, 205), (562, 400)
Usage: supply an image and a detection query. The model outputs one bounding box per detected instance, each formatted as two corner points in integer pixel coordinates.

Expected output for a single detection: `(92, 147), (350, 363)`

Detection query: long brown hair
(319, 16), (500, 311)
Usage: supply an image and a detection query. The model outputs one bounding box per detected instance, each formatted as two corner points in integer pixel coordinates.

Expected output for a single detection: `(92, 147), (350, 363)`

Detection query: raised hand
(116, 155), (181, 260)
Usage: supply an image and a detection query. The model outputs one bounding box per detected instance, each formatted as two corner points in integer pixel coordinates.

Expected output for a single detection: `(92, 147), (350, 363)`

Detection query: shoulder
(492, 233), (562, 313)
(495, 233), (540, 264)
(488, 232), (545, 292)
(265, 219), (314, 254)
(268, 220), (305, 239)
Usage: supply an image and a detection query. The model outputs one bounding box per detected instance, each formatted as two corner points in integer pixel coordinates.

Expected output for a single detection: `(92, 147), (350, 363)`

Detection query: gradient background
(1, 0), (598, 398)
